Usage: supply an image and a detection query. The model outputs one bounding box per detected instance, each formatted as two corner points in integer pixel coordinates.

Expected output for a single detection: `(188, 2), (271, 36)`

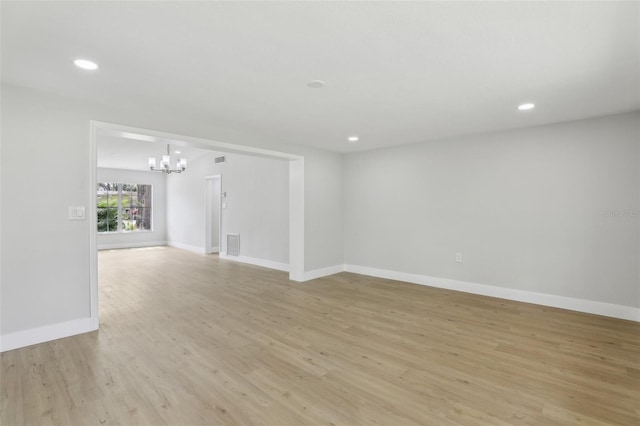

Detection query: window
(97, 182), (152, 233)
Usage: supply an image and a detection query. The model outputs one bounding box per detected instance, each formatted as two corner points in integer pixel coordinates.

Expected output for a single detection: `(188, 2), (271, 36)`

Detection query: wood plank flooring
(1, 246), (639, 425)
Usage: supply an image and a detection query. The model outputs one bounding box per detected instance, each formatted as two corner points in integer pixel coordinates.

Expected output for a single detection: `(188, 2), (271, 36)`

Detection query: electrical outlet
(455, 252), (463, 263)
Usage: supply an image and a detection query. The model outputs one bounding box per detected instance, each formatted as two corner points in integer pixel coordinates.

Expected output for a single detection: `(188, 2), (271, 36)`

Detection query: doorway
(205, 175), (221, 254)
(89, 121), (305, 331)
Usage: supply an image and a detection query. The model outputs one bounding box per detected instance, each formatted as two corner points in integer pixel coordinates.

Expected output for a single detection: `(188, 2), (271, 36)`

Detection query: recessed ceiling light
(518, 103), (535, 111)
(348, 136), (359, 142)
(174, 150), (181, 154)
(307, 80), (326, 89)
(74, 59), (98, 70)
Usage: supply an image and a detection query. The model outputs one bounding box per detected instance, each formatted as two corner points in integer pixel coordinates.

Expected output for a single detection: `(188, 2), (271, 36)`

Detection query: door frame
(90, 121), (305, 331)
(204, 175), (221, 254)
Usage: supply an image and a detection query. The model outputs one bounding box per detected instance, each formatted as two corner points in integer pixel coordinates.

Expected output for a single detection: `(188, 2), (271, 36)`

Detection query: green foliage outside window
(97, 182), (152, 233)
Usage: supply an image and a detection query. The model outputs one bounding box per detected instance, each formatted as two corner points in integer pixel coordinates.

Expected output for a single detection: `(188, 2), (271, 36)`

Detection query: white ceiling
(2, 2), (639, 153)
(97, 131), (220, 172)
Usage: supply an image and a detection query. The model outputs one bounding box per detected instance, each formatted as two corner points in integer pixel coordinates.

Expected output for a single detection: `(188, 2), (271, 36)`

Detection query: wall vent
(215, 156), (226, 164)
(226, 234), (240, 256)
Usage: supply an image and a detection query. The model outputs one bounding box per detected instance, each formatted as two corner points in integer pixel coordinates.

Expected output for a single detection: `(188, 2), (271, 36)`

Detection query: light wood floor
(1, 247), (639, 425)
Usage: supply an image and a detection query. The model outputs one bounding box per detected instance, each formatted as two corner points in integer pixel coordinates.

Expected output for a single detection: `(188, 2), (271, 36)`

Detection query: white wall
(166, 153), (289, 266)
(2, 88), (92, 334)
(305, 149), (344, 272)
(215, 154), (289, 264)
(165, 154), (214, 252)
(0, 83), (344, 339)
(344, 112), (640, 308)
(97, 168), (167, 249)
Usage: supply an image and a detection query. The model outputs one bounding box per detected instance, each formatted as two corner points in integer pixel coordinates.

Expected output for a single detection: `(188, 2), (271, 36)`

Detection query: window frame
(97, 182), (153, 234)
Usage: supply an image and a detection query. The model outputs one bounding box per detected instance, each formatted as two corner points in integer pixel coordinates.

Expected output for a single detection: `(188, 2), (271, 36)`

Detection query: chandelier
(148, 144), (187, 174)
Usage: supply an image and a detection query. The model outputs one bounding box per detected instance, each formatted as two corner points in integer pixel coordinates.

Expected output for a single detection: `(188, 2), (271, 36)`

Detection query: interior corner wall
(165, 153), (214, 252)
(304, 150), (344, 272)
(96, 168), (167, 249)
(343, 112), (640, 308)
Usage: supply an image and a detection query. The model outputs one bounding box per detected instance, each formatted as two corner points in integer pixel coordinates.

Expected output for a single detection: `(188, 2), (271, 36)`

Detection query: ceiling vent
(215, 156), (226, 164)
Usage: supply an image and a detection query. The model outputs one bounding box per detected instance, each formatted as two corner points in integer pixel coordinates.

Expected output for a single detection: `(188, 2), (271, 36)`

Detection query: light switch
(68, 206), (86, 220)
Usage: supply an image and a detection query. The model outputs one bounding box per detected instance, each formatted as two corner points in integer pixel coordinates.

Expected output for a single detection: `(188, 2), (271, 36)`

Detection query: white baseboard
(0, 317), (97, 353)
(98, 240), (167, 250)
(343, 264), (640, 322)
(219, 252), (289, 272)
(303, 264), (345, 281)
(206, 246), (220, 254)
(167, 241), (206, 254)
